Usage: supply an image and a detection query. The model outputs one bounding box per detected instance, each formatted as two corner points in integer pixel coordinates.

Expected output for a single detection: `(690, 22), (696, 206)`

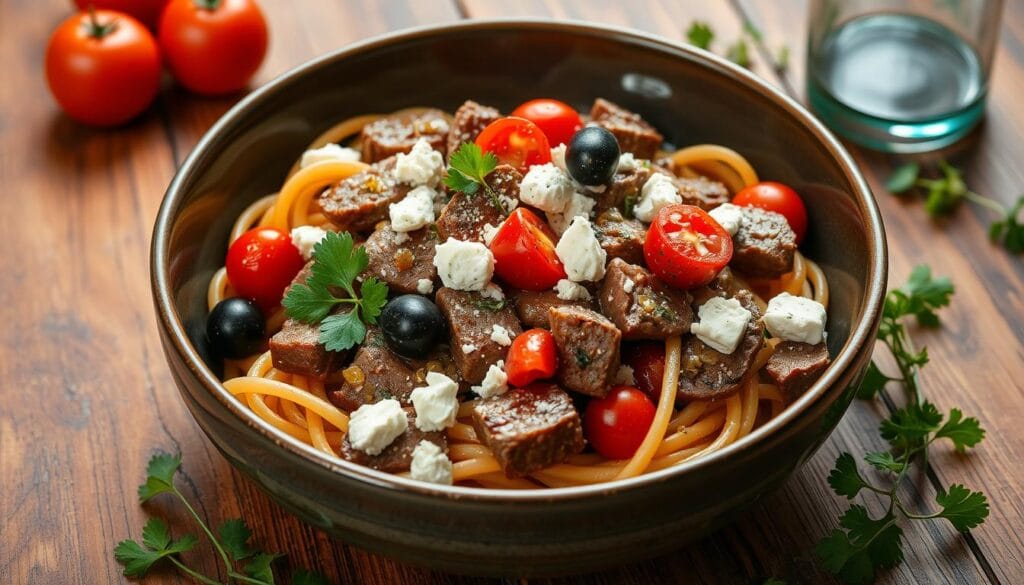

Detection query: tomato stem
(84, 5), (119, 39)
(193, 0), (224, 10)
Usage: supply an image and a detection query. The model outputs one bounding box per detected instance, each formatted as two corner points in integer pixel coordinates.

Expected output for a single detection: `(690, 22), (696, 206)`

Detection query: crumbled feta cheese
(461, 343), (477, 354)
(490, 324), (513, 346)
(615, 364), (636, 386)
(550, 144), (567, 170)
(582, 183), (607, 194)
(389, 185), (436, 232)
(481, 222), (500, 246)
(500, 193), (519, 212)
(617, 152), (639, 172)
(410, 440), (453, 485)
(472, 360), (509, 398)
(623, 278), (635, 294)
(519, 163), (575, 213)
(289, 225), (327, 260)
(555, 216), (607, 282)
(410, 372), (460, 432)
(708, 203), (745, 236)
(394, 138), (444, 187)
(763, 292), (828, 344)
(548, 192), (597, 235)
(433, 238), (494, 291)
(555, 279), (592, 301)
(480, 283), (505, 301)
(347, 399), (408, 455)
(690, 297), (753, 354)
(416, 278), (433, 295)
(299, 143), (361, 168)
(634, 173), (681, 222)
(392, 230), (410, 244)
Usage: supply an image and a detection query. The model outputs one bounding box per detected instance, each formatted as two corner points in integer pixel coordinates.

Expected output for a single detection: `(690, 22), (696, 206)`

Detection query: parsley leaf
(686, 21), (714, 49)
(244, 552), (283, 583)
(776, 45), (790, 72)
(320, 310), (366, 352)
(828, 453), (867, 499)
(219, 518), (257, 561)
(989, 195), (1024, 253)
(855, 361), (891, 400)
(726, 39), (751, 68)
(883, 265), (953, 326)
(864, 451), (905, 474)
(137, 453), (181, 502)
(886, 163), (919, 193)
(114, 518), (197, 577)
(817, 507), (903, 585)
(444, 143), (502, 213)
(935, 484), (990, 532)
(359, 277), (388, 324)
(934, 408), (985, 452)
(880, 401), (943, 452)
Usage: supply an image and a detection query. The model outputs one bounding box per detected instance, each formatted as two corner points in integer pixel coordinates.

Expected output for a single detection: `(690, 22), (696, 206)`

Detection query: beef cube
(590, 98), (663, 159)
(548, 305), (621, 397)
(318, 157), (410, 232)
(360, 108), (449, 163)
(364, 222), (438, 294)
(766, 341), (830, 400)
(678, 291), (764, 401)
(436, 164), (520, 242)
(269, 319), (348, 380)
(436, 288), (523, 384)
(508, 288), (594, 329)
(471, 384), (585, 478)
(447, 100), (500, 157)
(677, 176), (730, 211)
(730, 206), (797, 277)
(593, 165), (651, 214)
(599, 258), (693, 340)
(329, 329), (419, 410)
(339, 407), (447, 473)
(594, 209), (646, 265)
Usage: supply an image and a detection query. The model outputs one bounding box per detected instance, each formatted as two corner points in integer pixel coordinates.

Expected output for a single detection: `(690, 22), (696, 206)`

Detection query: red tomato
(73, 0), (170, 29)
(511, 99), (583, 147)
(225, 227), (304, 311)
(584, 386), (657, 460)
(158, 0), (268, 95)
(622, 342), (666, 402)
(505, 329), (558, 387)
(475, 117), (552, 171)
(732, 181), (808, 243)
(45, 10), (161, 127)
(644, 204), (733, 289)
(489, 208), (566, 290)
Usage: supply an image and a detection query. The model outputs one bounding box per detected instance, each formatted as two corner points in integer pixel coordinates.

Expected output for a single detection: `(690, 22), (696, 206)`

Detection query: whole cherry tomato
(73, 0), (170, 29)
(505, 328), (558, 387)
(45, 10), (161, 127)
(489, 208), (567, 290)
(158, 0), (268, 95)
(584, 386), (657, 460)
(732, 181), (808, 243)
(225, 227), (304, 311)
(475, 117), (552, 172)
(511, 99), (583, 147)
(622, 342), (666, 402)
(644, 204), (733, 289)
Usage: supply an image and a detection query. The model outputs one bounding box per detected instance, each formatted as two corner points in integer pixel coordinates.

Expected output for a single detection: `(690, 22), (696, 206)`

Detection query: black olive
(379, 294), (446, 358)
(565, 126), (621, 186)
(207, 297), (266, 359)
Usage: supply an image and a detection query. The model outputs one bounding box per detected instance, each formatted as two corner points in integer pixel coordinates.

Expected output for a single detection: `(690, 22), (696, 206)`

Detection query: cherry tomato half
(505, 328), (558, 387)
(489, 208), (567, 290)
(585, 386), (657, 460)
(644, 204), (733, 290)
(475, 116), (552, 172)
(225, 227), (304, 311)
(73, 0), (169, 29)
(622, 342), (666, 402)
(511, 99), (584, 147)
(732, 181), (808, 243)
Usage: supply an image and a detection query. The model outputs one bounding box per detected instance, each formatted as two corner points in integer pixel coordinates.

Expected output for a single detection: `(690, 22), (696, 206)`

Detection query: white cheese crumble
(616, 152), (639, 172)
(548, 191), (597, 235)
(433, 238), (494, 291)
(481, 222), (499, 246)
(410, 440), (453, 485)
(416, 278), (433, 295)
(490, 324), (514, 346)
(389, 185), (436, 232)
(623, 278), (635, 293)
(763, 292), (828, 344)
(410, 372), (460, 432)
(555, 279), (592, 301)
(519, 163), (575, 213)
(615, 364), (636, 386)
(634, 173), (682, 222)
(394, 138), (444, 187)
(555, 216), (607, 282)
(392, 230), (410, 244)
(690, 297), (753, 354)
(472, 360), (509, 398)
(347, 399), (408, 455)
(289, 225), (327, 260)
(461, 343), (477, 354)
(480, 283), (505, 301)
(299, 143), (361, 168)
(708, 203), (745, 236)
(550, 144), (567, 170)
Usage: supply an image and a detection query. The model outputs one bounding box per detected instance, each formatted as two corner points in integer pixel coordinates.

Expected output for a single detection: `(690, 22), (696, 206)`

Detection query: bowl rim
(151, 18), (887, 502)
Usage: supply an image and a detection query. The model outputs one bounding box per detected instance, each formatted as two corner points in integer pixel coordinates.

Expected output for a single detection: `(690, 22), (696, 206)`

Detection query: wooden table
(3, 1), (1022, 583)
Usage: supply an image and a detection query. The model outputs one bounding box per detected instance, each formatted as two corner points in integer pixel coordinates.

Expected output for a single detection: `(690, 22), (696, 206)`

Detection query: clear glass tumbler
(806, 0), (1004, 153)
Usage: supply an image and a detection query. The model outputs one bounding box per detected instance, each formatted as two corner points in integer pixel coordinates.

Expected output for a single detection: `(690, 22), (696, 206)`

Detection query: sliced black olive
(566, 126), (620, 186)
(379, 294), (446, 359)
(207, 297), (266, 359)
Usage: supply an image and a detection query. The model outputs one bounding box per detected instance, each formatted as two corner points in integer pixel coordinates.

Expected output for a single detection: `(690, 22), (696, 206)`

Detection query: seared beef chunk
(269, 318), (348, 380)
(360, 108), (449, 163)
(594, 209), (646, 265)
(590, 98), (663, 159)
(340, 408), (447, 473)
(436, 287), (523, 384)
(318, 157), (410, 232)
(593, 164), (651, 214)
(677, 176), (730, 211)
(436, 164), (520, 242)
(447, 100), (500, 157)
(548, 305), (621, 397)
(508, 288), (594, 329)
(690, 267), (744, 306)
(470, 383), (585, 478)
(330, 329), (419, 410)
(364, 222), (438, 294)
(678, 291), (764, 401)
(766, 341), (830, 400)
(730, 207), (797, 277)
(599, 258), (693, 340)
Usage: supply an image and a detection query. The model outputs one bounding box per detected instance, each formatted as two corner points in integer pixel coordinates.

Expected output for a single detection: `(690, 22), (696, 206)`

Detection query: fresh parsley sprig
(686, 21), (714, 49)
(114, 453), (329, 585)
(443, 143), (504, 213)
(282, 231), (389, 352)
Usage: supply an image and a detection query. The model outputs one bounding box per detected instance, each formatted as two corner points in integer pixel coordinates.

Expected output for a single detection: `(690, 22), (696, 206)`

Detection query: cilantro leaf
(776, 45), (790, 71)
(864, 451), (905, 474)
(884, 265), (953, 326)
(311, 231), (364, 298)
(726, 39), (751, 68)
(828, 453), (867, 499)
(445, 143), (498, 194)
(320, 310), (366, 352)
(243, 552), (283, 584)
(293, 570), (331, 585)
(935, 484), (989, 532)
(358, 277), (388, 325)
(886, 163), (920, 193)
(855, 361), (891, 400)
(989, 195), (1024, 253)
(114, 539), (164, 577)
(686, 21), (714, 49)
(880, 401), (943, 451)
(817, 507), (903, 585)
(114, 518), (197, 577)
(934, 408), (985, 452)
(444, 168), (479, 195)
(138, 452), (180, 502)
(142, 516), (172, 551)
(219, 518), (257, 561)
(282, 282), (337, 323)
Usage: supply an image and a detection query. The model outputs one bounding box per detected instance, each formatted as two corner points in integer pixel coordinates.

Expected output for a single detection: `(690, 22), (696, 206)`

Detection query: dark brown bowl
(151, 20), (886, 576)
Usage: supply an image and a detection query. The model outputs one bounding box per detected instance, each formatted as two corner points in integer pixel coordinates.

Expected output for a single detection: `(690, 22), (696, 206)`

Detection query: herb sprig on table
(444, 142), (505, 213)
(114, 453), (328, 585)
(816, 267), (989, 584)
(684, 20), (790, 73)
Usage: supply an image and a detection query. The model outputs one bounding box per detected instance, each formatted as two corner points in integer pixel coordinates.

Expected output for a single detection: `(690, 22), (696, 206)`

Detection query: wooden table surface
(3, 0), (1022, 583)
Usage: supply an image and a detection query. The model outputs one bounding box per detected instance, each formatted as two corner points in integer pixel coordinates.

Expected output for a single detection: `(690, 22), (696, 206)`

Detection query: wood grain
(0, 0), (1020, 583)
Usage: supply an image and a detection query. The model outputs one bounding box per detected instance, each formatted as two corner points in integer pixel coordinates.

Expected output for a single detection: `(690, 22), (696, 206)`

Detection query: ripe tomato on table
(584, 386), (657, 460)
(733, 181), (808, 243)
(225, 227), (304, 311)
(644, 204), (733, 289)
(489, 208), (566, 290)
(511, 99), (583, 147)
(72, 0), (170, 29)
(475, 117), (552, 172)
(505, 329), (559, 387)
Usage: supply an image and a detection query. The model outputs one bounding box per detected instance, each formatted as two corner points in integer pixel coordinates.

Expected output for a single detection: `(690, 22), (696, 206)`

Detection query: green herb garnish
(283, 231), (389, 352)
(623, 192), (638, 219)
(686, 21), (714, 49)
(574, 347), (592, 368)
(444, 143), (505, 213)
(474, 298), (508, 311)
(726, 39), (751, 68)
